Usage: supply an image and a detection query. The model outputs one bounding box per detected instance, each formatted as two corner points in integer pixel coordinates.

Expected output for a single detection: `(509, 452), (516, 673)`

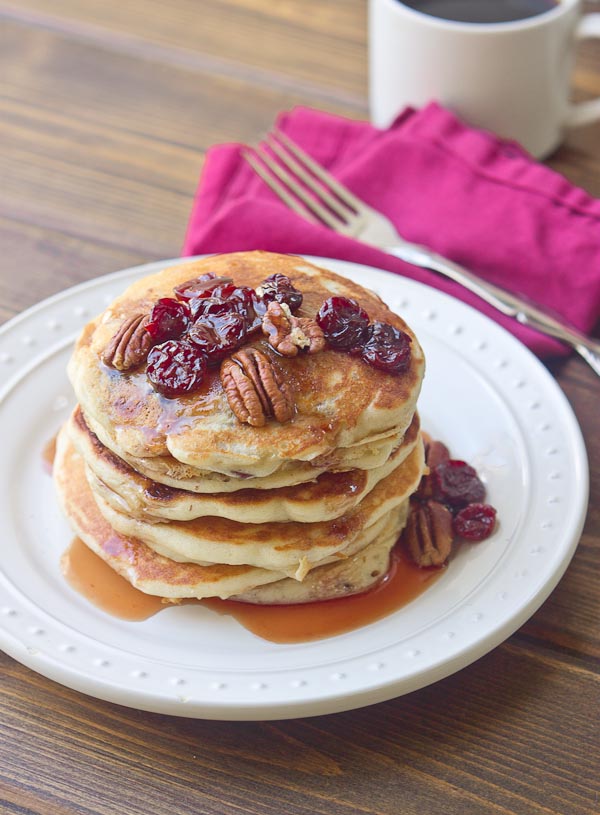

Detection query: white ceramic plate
(0, 257), (588, 720)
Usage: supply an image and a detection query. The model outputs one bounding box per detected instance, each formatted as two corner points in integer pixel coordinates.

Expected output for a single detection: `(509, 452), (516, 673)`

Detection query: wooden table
(1, 2), (598, 813)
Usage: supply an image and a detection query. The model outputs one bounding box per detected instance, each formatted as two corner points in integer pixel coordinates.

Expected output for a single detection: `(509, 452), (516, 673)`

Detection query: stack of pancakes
(54, 252), (426, 604)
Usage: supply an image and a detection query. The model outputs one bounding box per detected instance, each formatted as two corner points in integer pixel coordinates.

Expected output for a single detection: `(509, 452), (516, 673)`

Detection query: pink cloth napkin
(183, 103), (600, 357)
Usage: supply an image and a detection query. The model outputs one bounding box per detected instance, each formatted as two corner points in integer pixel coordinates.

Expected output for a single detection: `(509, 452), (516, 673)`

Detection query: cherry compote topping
(229, 285), (259, 314)
(453, 503), (497, 541)
(186, 323), (222, 359)
(224, 285), (261, 325)
(146, 340), (207, 398)
(239, 288), (264, 332)
(188, 285), (261, 330)
(432, 460), (486, 509)
(317, 296), (370, 349)
(145, 298), (191, 342)
(361, 322), (412, 374)
(191, 297), (238, 321)
(188, 311), (247, 363)
(205, 282), (237, 300)
(258, 274), (303, 312)
(173, 275), (232, 301)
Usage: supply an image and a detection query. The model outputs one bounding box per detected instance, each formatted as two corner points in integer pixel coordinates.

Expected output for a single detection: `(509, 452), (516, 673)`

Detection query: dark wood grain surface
(1, 2), (598, 814)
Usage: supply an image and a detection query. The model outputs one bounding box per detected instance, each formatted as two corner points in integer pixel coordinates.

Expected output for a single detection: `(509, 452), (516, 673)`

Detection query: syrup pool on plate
(61, 537), (166, 621)
(60, 536), (442, 641)
(203, 550), (442, 643)
(42, 433), (58, 474)
(45, 433), (444, 642)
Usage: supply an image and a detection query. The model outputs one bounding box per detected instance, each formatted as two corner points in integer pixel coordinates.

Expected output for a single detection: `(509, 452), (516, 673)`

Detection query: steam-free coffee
(401, 0), (559, 24)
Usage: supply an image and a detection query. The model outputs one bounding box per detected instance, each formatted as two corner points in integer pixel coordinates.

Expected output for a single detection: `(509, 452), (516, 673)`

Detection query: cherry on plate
(432, 460), (486, 509)
(453, 503), (497, 541)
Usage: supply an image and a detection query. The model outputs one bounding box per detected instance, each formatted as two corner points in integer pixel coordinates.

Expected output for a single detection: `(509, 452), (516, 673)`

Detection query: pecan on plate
(403, 499), (454, 568)
(102, 313), (153, 371)
(425, 437), (451, 470)
(261, 301), (325, 357)
(415, 435), (451, 499)
(220, 347), (295, 427)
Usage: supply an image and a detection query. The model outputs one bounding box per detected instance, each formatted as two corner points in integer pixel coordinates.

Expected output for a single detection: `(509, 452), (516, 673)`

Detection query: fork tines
(242, 129), (361, 230)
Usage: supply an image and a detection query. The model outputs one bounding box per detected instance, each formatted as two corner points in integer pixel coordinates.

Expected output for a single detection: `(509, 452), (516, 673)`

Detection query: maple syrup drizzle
(203, 549), (442, 643)
(61, 538), (166, 621)
(49, 434), (442, 641)
(42, 434), (58, 474)
(60, 537), (442, 640)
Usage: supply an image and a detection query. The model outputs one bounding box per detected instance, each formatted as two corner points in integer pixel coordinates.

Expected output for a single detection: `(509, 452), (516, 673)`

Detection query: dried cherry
(316, 296), (370, 349)
(145, 298), (191, 342)
(227, 285), (262, 329)
(189, 311), (247, 363)
(361, 322), (412, 373)
(174, 275), (232, 301)
(188, 285), (260, 328)
(205, 282), (237, 300)
(243, 289), (265, 332)
(258, 274), (303, 312)
(229, 285), (257, 313)
(191, 297), (238, 321)
(146, 340), (207, 398)
(211, 310), (248, 349)
(453, 503), (497, 541)
(432, 460), (486, 509)
(186, 322), (223, 359)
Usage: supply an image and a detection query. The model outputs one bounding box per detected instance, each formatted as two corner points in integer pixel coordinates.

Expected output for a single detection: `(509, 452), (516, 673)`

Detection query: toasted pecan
(102, 314), (153, 371)
(415, 436), (451, 500)
(403, 499), (454, 568)
(220, 347), (295, 427)
(261, 301), (325, 357)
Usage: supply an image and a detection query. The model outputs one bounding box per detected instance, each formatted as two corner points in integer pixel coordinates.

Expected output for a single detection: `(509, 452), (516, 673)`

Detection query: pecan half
(403, 499), (454, 567)
(425, 438), (451, 470)
(102, 314), (153, 371)
(416, 435), (451, 499)
(261, 301), (325, 357)
(220, 348), (295, 427)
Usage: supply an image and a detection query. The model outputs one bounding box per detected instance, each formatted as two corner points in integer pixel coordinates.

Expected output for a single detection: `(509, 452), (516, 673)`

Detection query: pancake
(69, 252), (425, 484)
(233, 521), (401, 605)
(55, 430), (287, 598)
(70, 405), (421, 523)
(56, 251), (428, 610)
(90, 440), (425, 576)
(55, 428), (409, 601)
(83, 407), (406, 493)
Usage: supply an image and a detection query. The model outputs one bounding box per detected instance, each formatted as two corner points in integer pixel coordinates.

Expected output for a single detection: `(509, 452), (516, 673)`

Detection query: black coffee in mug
(401, 0), (559, 24)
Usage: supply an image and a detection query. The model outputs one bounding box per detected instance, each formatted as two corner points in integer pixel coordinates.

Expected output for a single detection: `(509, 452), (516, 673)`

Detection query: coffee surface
(401, 0), (558, 24)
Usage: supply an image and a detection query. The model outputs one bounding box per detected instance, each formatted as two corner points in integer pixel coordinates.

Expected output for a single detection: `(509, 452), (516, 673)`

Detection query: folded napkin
(183, 102), (600, 357)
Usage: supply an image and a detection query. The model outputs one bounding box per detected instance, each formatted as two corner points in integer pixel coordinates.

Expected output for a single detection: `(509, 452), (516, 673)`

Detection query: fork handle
(388, 243), (600, 376)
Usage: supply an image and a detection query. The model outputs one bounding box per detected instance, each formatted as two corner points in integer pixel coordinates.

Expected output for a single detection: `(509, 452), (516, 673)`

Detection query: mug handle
(565, 14), (600, 128)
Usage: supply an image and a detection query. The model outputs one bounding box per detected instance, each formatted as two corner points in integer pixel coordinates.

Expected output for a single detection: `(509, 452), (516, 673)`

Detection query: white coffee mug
(369, 0), (600, 157)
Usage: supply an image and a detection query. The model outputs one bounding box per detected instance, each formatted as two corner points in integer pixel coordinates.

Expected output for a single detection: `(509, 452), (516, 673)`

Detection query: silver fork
(242, 130), (600, 378)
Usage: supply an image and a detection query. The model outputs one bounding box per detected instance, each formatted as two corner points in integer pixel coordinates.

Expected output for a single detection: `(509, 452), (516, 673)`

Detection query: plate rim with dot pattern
(0, 256), (589, 720)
